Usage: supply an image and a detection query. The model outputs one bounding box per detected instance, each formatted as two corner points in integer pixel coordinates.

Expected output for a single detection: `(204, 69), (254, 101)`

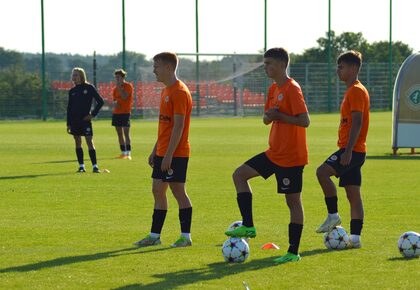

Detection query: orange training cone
(261, 242), (280, 250)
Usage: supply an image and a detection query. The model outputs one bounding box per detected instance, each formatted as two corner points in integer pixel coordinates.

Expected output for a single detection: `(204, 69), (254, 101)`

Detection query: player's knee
(316, 165), (327, 180)
(232, 167), (246, 182)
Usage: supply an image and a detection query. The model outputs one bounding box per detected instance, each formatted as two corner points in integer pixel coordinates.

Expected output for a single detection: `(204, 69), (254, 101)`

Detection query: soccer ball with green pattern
(398, 231), (420, 258)
(324, 226), (349, 250)
(222, 237), (250, 263)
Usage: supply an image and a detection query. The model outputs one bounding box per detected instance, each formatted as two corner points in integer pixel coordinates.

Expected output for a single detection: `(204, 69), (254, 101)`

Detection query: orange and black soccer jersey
(113, 82), (134, 114)
(337, 80), (370, 153)
(156, 80), (193, 157)
(264, 78), (308, 167)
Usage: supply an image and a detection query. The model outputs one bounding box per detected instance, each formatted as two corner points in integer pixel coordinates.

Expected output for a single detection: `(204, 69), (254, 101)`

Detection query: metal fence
(0, 59), (400, 120)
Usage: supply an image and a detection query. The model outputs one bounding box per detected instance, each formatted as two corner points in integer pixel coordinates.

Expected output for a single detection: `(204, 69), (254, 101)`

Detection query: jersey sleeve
(348, 87), (366, 113)
(66, 90), (72, 125)
(90, 85), (105, 117)
(172, 90), (189, 115)
(288, 86), (308, 116)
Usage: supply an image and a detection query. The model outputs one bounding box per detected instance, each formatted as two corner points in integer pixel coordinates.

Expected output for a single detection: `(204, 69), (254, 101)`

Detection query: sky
(0, 0), (419, 59)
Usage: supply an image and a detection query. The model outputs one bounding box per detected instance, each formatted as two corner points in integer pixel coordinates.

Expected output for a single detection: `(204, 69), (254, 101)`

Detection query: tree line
(0, 31), (414, 118)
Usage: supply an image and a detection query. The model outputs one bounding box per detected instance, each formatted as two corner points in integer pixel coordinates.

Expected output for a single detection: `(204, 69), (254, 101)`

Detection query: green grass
(0, 112), (419, 289)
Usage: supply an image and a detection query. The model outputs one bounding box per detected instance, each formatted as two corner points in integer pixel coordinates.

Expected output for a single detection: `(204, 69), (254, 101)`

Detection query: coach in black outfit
(67, 67), (104, 173)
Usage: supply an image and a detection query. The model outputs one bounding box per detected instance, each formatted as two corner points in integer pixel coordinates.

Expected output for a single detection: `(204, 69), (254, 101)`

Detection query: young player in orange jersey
(133, 52), (193, 248)
(225, 48), (310, 263)
(112, 69), (134, 159)
(315, 51), (370, 249)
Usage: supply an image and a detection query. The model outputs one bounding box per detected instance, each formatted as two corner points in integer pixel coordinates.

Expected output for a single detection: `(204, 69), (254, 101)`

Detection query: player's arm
(85, 87), (105, 121)
(265, 109), (310, 128)
(117, 84), (129, 100)
(66, 92), (72, 133)
(340, 111), (362, 165)
(160, 114), (185, 172)
(148, 142), (158, 167)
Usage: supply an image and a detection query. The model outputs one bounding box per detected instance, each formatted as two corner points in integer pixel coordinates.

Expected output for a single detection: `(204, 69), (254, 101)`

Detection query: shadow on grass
(0, 172), (72, 180)
(32, 157), (117, 165)
(0, 246), (171, 273)
(366, 154), (420, 160)
(388, 256), (419, 261)
(112, 248), (332, 290)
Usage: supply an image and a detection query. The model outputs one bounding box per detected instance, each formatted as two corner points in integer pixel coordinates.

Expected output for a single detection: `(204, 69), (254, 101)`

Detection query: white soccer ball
(398, 231), (420, 258)
(324, 226), (349, 250)
(226, 220), (250, 243)
(227, 220), (243, 232)
(222, 237), (250, 263)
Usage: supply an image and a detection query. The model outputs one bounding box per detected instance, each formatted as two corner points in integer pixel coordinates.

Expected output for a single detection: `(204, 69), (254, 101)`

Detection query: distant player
(67, 67), (104, 173)
(315, 51), (370, 249)
(225, 48), (310, 264)
(112, 69), (134, 159)
(134, 52), (193, 248)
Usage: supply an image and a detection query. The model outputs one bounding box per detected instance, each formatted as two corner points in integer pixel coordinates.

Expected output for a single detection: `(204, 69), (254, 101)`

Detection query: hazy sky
(1, 0), (419, 59)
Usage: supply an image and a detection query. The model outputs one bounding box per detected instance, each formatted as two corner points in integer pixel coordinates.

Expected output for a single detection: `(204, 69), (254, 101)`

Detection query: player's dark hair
(264, 48), (289, 67)
(114, 69), (127, 77)
(153, 52), (179, 70)
(337, 50), (362, 69)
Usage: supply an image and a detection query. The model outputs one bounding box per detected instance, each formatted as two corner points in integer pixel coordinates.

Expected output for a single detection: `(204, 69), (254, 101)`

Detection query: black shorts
(69, 121), (93, 136)
(245, 152), (304, 194)
(112, 114), (131, 127)
(324, 148), (366, 187)
(151, 156), (189, 183)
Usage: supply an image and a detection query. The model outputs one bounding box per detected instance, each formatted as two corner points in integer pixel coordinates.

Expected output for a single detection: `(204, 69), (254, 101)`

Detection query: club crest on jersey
(165, 96), (169, 103)
(83, 89), (88, 94)
(282, 178), (290, 186)
(277, 93), (284, 101)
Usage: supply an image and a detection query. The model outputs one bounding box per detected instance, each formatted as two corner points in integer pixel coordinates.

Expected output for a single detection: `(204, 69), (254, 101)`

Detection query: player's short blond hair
(72, 67), (88, 83)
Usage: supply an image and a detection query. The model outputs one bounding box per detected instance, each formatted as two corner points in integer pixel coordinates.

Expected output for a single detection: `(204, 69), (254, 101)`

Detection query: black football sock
(151, 209), (167, 234)
(350, 219), (363, 235)
(287, 223), (303, 255)
(237, 192), (253, 227)
(126, 144), (131, 151)
(76, 148), (84, 165)
(120, 144), (126, 152)
(325, 196), (338, 214)
(179, 207), (192, 233)
(88, 149), (97, 166)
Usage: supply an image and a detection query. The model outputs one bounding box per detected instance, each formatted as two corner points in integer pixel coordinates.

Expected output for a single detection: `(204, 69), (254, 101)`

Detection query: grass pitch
(0, 112), (419, 289)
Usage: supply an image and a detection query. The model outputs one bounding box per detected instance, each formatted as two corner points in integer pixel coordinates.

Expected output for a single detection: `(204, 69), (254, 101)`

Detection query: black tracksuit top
(67, 83), (104, 126)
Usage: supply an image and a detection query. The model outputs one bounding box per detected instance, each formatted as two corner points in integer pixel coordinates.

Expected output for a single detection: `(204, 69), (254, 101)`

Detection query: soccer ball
(398, 231), (420, 258)
(222, 237), (250, 263)
(324, 226), (349, 250)
(227, 220), (243, 232)
(226, 220), (250, 243)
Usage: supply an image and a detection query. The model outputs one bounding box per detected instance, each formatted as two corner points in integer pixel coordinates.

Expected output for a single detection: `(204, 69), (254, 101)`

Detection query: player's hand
(66, 126), (71, 134)
(340, 150), (352, 166)
(83, 114), (93, 122)
(148, 152), (155, 167)
(263, 113), (272, 125)
(265, 108), (278, 119)
(161, 155), (172, 172)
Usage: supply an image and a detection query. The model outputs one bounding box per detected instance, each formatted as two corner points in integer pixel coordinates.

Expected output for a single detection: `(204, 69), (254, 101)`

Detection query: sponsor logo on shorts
(328, 155), (338, 162)
(280, 187), (290, 191)
(282, 178), (290, 186)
